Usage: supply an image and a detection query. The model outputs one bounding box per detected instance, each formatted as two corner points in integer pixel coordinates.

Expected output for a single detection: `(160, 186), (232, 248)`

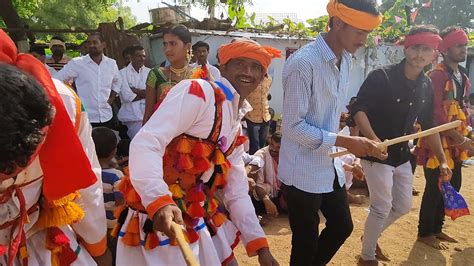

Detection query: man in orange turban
(116, 38), (280, 265)
(219, 39), (281, 154)
(280, 0), (384, 265)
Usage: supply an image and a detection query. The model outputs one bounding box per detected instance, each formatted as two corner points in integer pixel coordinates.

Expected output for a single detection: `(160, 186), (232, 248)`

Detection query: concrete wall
(146, 32), (404, 116)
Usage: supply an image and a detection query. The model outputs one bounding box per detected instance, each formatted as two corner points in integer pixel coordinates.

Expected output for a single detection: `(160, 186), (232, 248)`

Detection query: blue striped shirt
(278, 34), (351, 193)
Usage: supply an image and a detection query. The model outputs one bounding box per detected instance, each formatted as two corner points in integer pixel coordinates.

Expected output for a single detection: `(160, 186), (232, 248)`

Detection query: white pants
(123, 121), (142, 139)
(360, 160), (413, 260)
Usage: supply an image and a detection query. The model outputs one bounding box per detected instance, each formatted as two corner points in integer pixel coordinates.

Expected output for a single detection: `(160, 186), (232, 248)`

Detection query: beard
(88, 48), (101, 57)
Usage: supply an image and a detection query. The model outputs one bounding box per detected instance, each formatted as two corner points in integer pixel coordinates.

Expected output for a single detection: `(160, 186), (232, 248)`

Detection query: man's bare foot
(435, 232), (458, 243)
(417, 235), (449, 250)
(375, 243), (390, 262)
(358, 257), (379, 266)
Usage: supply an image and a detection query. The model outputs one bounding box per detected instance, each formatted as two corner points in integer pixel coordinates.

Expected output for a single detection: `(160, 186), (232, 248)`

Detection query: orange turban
(0, 30), (96, 201)
(326, 0), (382, 31)
(218, 39), (282, 71)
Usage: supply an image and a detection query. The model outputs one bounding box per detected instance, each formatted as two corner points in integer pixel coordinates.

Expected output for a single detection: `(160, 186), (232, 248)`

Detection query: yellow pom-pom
(35, 201), (85, 231)
(457, 109), (466, 121)
(448, 103), (458, 116)
(426, 157), (439, 169)
(212, 212), (227, 227)
(213, 149), (226, 165)
(444, 150), (454, 169)
(169, 184), (185, 199)
(176, 137), (192, 154)
(459, 151), (469, 161)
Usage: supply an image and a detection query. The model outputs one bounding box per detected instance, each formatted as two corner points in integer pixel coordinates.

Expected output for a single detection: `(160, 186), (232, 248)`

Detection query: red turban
(0, 30), (96, 201)
(403, 32), (442, 50)
(439, 29), (468, 53)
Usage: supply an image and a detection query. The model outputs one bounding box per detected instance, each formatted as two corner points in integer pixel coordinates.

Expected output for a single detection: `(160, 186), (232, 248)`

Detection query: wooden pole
(329, 120), (462, 158)
(171, 222), (200, 266)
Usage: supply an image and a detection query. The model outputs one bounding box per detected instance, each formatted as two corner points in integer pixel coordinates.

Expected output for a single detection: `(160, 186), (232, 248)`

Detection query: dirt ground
(234, 165), (474, 265)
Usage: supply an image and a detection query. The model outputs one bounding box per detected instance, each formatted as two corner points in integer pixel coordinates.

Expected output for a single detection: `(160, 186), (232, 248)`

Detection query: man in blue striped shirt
(279, 0), (386, 265)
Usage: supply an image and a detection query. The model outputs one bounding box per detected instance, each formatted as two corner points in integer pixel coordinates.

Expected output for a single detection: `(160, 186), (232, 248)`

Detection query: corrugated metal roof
(150, 28), (313, 40)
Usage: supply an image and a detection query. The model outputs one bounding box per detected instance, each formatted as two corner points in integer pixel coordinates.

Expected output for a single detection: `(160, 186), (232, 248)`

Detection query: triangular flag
(373, 35), (382, 45)
(410, 8), (420, 23)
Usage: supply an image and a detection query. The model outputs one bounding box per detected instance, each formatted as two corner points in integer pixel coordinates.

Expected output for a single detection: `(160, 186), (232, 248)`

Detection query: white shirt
(129, 78), (266, 249)
(117, 63), (151, 122)
(45, 63), (57, 76)
(55, 54), (122, 123)
(190, 62), (221, 81)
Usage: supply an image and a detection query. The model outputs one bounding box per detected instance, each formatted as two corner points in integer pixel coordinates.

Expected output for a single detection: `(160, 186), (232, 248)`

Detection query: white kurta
(0, 79), (107, 265)
(119, 78), (267, 265)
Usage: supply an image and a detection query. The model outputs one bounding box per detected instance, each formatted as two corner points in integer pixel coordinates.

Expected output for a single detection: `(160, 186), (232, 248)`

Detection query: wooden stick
(330, 120), (462, 158)
(171, 222), (200, 266)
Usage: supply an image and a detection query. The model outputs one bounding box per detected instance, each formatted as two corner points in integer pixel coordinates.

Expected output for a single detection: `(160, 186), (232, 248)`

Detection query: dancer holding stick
(350, 25), (452, 265)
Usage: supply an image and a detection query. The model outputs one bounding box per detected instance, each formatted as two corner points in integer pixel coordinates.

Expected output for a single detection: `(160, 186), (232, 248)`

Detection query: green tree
(381, 0), (473, 30)
(178, 0), (251, 27)
(414, 0), (473, 30)
(0, 0), (136, 42)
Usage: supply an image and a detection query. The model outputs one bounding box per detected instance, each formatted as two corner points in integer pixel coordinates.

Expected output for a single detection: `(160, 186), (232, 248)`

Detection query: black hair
(271, 132), (282, 143)
(51, 35), (65, 42)
(406, 24), (439, 36)
(0, 64), (53, 175)
(346, 97), (358, 127)
(122, 46), (134, 58)
(163, 24), (192, 44)
(117, 139), (131, 158)
(192, 41), (210, 52)
(440, 26), (463, 39)
(92, 127), (117, 159)
(87, 32), (105, 42)
(329, 0), (380, 28)
(29, 45), (46, 56)
(129, 45), (145, 56)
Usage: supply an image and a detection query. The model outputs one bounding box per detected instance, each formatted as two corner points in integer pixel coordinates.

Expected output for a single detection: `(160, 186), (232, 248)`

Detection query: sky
(122, 0), (328, 23)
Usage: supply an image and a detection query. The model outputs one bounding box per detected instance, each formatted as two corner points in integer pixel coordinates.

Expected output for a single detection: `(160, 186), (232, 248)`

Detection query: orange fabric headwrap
(218, 39), (282, 71)
(0, 30), (96, 201)
(326, 0), (382, 31)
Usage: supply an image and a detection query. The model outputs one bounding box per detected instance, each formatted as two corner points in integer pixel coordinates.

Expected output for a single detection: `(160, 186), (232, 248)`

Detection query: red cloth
(404, 32), (442, 50)
(0, 29), (96, 200)
(439, 29), (468, 53)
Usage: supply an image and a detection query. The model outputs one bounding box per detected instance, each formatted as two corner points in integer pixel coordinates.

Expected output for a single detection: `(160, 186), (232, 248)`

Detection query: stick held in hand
(330, 120), (462, 158)
(171, 222), (200, 266)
